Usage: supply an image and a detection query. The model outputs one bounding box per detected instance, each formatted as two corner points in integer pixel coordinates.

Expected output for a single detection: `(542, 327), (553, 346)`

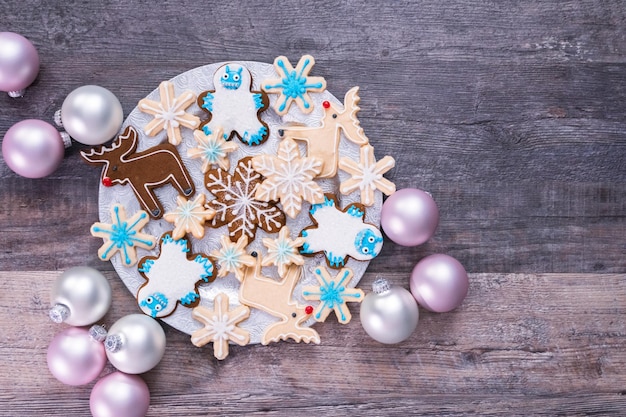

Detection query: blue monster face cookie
(220, 65), (243, 90)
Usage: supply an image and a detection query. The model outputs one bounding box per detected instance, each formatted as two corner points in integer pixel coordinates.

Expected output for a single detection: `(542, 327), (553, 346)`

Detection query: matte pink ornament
(90, 372), (150, 417)
(410, 254), (469, 312)
(381, 188), (439, 246)
(0, 32), (39, 97)
(47, 327), (106, 386)
(2, 119), (66, 178)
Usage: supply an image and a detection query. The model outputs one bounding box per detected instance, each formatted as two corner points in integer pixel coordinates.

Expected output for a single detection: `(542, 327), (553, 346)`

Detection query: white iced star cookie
(261, 226), (305, 278)
(163, 193), (216, 240)
(338, 144), (396, 206)
(187, 126), (238, 173)
(210, 235), (256, 282)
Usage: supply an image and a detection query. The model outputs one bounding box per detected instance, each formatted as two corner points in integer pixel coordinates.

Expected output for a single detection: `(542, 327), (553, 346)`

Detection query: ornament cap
(8, 89), (25, 98)
(104, 334), (123, 353)
(49, 303), (70, 323)
(54, 109), (63, 127)
(372, 277), (391, 294)
(89, 325), (108, 343)
(60, 131), (72, 148)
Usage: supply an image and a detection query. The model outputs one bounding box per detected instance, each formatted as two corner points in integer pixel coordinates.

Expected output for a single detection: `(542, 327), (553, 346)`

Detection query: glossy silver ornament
(49, 266), (112, 326)
(58, 85), (123, 145)
(360, 277), (419, 344)
(105, 314), (166, 374)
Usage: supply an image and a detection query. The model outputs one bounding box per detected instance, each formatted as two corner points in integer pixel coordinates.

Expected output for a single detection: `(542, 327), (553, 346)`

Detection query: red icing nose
(322, 101), (330, 109)
(102, 177), (113, 187)
(305, 305), (314, 315)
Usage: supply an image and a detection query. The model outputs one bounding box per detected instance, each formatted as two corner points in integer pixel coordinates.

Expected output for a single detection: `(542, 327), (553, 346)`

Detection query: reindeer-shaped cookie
(239, 254), (320, 345)
(278, 86), (369, 178)
(81, 126), (195, 219)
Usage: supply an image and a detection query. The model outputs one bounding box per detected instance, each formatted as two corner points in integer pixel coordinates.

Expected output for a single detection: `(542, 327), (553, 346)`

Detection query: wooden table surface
(1, 1), (625, 416)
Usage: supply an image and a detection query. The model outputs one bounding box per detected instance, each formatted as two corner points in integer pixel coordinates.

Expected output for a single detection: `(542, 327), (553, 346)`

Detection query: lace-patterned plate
(97, 61), (382, 344)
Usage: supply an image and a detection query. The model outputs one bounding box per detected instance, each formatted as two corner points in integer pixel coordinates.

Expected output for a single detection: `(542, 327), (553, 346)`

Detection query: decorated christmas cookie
(93, 59), (386, 346)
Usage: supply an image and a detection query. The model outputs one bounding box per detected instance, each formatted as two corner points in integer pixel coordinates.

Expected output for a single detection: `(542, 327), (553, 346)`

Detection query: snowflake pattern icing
(252, 137), (324, 218)
(205, 157), (286, 243)
(210, 235), (256, 282)
(138, 80), (200, 145)
(338, 144), (396, 206)
(187, 126), (238, 173)
(262, 55), (326, 115)
(191, 292), (250, 360)
(90, 204), (157, 267)
(262, 226), (305, 278)
(302, 265), (364, 324)
(163, 193), (216, 240)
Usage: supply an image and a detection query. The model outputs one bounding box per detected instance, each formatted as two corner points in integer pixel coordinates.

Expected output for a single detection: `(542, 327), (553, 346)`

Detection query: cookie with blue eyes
(299, 194), (383, 269)
(197, 63), (270, 146)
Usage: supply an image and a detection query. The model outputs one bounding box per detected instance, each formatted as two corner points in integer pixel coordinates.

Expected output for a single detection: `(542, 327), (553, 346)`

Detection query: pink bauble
(90, 372), (150, 417)
(381, 188), (439, 246)
(410, 254), (469, 312)
(2, 119), (64, 178)
(0, 32), (39, 95)
(47, 327), (106, 386)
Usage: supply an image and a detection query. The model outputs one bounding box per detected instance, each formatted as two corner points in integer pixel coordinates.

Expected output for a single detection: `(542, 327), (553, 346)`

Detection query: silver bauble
(105, 314), (166, 374)
(60, 85), (123, 145)
(49, 266), (112, 326)
(360, 278), (419, 344)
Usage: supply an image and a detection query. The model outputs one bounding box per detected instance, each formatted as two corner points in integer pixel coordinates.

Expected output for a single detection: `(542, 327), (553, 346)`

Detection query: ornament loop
(49, 303), (70, 323)
(372, 277), (391, 294)
(89, 325), (108, 343)
(104, 334), (123, 353)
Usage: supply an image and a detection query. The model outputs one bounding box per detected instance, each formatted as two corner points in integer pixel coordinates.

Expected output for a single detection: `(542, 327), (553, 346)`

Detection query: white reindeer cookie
(300, 194), (383, 268)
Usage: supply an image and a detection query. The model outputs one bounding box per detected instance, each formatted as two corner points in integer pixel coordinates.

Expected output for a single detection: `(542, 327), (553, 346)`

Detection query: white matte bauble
(360, 278), (419, 344)
(105, 314), (166, 374)
(49, 266), (111, 326)
(59, 85), (123, 145)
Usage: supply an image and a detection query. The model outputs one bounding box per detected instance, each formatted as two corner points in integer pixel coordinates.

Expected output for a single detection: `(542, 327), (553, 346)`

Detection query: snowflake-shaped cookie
(252, 137), (324, 218)
(338, 144), (396, 206)
(191, 292), (250, 360)
(163, 194), (216, 240)
(262, 55), (326, 115)
(138, 80), (200, 145)
(261, 226), (305, 278)
(302, 265), (364, 324)
(90, 204), (157, 267)
(210, 235), (256, 281)
(205, 157), (286, 242)
(137, 233), (214, 318)
(187, 127), (238, 172)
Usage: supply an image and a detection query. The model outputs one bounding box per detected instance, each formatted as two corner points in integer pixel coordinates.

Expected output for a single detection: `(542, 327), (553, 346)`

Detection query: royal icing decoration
(279, 86), (369, 178)
(252, 137), (324, 218)
(137, 234), (214, 318)
(338, 144), (396, 206)
(163, 194), (215, 240)
(239, 255), (320, 345)
(302, 265), (364, 324)
(90, 204), (156, 267)
(137, 80), (200, 146)
(300, 194), (383, 268)
(205, 157), (286, 243)
(81, 126), (195, 219)
(262, 55), (326, 115)
(191, 293), (250, 360)
(198, 63), (269, 146)
(187, 126), (238, 172)
(261, 226), (305, 278)
(210, 235), (256, 282)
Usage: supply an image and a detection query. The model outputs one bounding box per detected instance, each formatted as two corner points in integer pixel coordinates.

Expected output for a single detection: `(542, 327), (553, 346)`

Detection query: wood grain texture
(1, 0), (625, 415)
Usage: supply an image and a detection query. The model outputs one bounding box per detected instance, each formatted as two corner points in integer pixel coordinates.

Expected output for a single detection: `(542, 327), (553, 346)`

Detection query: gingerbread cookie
(191, 293), (250, 360)
(198, 63), (269, 146)
(262, 55), (326, 115)
(163, 194), (215, 240)
(90, 204), (156, 267)
(302, 265), (364, 324)
(81, 126), (195, 219)
(205, 157), (286, 243)
(137, 233), (214, 318)
(300, 194), (383, 268)
(338, 144), (396, 206)
(252, 137), (324, 218)
(138, 80), (200, 146)
(239, 255), (320, 345)
(279, 86), (369, 178)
